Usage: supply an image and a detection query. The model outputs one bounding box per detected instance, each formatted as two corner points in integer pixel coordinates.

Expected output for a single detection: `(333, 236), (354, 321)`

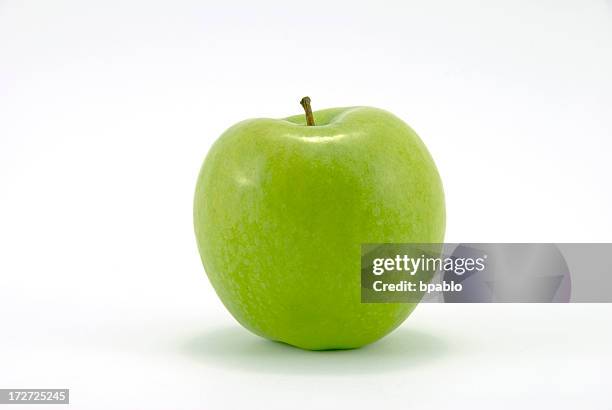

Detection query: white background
(1, 0), (611, 408)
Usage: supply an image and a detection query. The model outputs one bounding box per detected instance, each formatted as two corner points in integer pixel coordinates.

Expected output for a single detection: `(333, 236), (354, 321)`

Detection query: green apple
(194, 98), (445, 350)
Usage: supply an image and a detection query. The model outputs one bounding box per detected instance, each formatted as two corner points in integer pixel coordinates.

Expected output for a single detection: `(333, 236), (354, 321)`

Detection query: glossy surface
(194, 107), (445, 350)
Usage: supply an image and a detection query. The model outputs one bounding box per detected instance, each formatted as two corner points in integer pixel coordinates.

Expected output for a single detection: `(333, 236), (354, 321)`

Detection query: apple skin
(194, 106), (445, 350)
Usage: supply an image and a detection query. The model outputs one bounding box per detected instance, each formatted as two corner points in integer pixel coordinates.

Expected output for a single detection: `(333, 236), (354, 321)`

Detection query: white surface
(1, 0), (611, 408)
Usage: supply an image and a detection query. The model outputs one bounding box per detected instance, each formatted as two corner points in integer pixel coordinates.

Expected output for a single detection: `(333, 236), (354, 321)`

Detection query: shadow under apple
(181, 325), (449, 375)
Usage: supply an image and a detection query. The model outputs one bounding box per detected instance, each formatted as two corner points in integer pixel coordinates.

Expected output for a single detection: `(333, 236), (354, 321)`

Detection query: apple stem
(299, 96), (316, 126)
